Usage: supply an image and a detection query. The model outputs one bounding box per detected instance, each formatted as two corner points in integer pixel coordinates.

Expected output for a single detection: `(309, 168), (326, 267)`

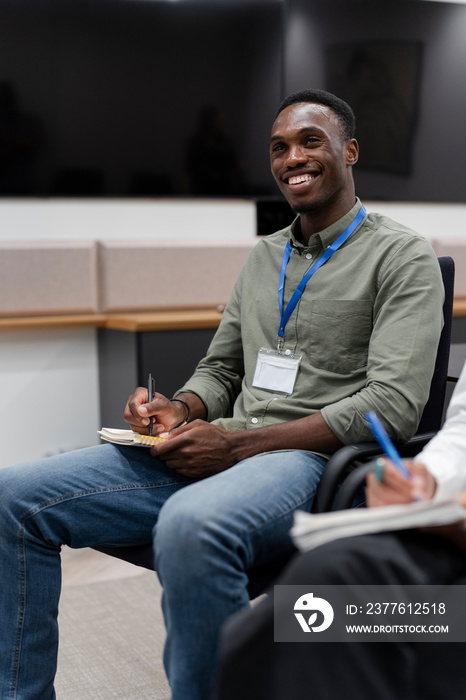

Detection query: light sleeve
(417, 362), (466, 500)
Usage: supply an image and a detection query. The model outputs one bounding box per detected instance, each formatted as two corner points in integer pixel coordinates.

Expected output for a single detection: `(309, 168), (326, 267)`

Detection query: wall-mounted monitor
(0, 0), (282, 198)
(1, 0), (466, 203)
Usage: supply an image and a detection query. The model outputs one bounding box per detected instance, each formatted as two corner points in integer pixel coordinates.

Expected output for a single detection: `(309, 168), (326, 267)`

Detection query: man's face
(269, 102), (357, 215)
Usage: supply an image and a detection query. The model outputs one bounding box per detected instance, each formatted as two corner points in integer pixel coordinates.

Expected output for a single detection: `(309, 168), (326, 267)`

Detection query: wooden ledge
(0, 309), (224, 332)
(454, 298), (466, 317)
(104, 309), (223, 332)
(0, 314), (108, 332)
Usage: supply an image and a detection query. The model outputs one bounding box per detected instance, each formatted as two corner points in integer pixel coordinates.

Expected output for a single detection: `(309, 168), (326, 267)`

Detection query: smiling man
(0, 89), (444, 700)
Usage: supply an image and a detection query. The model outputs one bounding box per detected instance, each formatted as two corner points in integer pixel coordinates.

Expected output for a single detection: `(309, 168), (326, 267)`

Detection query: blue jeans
(0, 443), (326, 700)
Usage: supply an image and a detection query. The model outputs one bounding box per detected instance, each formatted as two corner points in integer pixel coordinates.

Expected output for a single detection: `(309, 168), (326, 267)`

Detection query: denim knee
(153, 487), (239, 584)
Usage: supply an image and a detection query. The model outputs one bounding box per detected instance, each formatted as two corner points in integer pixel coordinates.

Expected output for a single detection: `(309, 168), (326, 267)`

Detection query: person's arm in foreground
(366, 362), (466, 548)
(367, 459), (466, 552)
(367, 359), (466, 508)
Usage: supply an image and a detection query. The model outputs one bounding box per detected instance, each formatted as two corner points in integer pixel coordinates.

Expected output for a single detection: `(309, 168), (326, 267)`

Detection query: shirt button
(251, 417), (259, 424)
(305, 253), (312, 260)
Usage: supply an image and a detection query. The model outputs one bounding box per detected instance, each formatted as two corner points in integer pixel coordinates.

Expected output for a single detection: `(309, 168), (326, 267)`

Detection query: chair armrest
(312, 432), (438, 513)
(311, 442), (381, 514)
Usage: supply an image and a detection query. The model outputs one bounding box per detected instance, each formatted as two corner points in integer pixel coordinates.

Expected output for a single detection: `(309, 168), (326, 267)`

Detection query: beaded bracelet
(170, 398), (191, 427)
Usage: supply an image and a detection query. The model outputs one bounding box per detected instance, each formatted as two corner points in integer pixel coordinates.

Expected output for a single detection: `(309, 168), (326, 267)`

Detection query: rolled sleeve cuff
(321, 399), (368, 445)
(174, 378), (232, 423)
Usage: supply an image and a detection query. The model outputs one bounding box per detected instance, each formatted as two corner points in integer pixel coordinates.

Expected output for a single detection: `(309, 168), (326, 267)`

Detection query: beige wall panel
(98, 240), (258, 312)
(0, 241), (98, 316)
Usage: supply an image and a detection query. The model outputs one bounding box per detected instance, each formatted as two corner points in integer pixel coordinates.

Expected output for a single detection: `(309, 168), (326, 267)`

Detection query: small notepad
(98, 428), (169, 447)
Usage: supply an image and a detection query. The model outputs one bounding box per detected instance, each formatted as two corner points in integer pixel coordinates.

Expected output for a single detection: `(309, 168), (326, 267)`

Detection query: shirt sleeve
(416, 362), (466, 500)
(322, 237), (444, 444)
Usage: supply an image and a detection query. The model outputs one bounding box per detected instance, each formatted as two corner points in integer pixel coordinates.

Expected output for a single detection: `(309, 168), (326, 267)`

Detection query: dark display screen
(1, 0), (465, 202)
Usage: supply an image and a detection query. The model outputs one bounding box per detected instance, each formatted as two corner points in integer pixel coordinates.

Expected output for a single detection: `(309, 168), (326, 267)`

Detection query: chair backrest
(416, 256), (455, 434)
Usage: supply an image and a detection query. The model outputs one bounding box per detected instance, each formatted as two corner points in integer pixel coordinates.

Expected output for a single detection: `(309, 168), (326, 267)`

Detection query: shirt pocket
(309, 300), (373, 374)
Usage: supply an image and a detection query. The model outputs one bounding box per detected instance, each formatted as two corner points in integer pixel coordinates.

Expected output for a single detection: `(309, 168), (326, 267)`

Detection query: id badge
(252, 347), (302, 395)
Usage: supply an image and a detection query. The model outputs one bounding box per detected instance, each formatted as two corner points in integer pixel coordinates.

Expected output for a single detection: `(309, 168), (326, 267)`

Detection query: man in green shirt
(0, 89), (443, 700)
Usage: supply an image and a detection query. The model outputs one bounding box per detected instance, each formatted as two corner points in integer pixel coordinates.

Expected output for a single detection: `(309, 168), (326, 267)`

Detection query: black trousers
(214, 530), (466, 700)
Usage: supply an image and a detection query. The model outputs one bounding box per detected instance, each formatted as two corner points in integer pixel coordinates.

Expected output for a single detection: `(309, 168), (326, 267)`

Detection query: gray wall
(285, 0), (466, 203)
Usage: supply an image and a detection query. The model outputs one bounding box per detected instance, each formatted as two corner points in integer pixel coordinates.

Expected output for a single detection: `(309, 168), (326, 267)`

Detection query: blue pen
(365, 411), (411, 479)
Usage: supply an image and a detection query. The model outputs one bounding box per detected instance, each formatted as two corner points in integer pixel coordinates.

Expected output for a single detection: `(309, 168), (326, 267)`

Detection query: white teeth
(288, 174), (315, 185)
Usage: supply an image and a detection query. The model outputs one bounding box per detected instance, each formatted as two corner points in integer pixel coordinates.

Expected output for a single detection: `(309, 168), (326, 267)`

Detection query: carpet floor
(56, 573), (171, 699)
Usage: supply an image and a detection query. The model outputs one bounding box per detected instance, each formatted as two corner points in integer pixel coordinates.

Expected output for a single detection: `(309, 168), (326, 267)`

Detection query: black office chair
(311, 255), (455, 513)
(95, 257), (455, 596)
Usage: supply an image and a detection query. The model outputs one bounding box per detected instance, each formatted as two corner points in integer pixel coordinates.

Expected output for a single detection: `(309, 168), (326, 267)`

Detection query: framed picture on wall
(326, 41), (423, 174)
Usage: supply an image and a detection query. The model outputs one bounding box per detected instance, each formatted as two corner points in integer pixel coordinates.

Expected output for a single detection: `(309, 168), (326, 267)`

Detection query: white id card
(252, 347), (302, 395)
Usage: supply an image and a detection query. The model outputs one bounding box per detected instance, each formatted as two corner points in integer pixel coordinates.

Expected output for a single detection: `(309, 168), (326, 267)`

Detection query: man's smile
(286, 172), (319, 187)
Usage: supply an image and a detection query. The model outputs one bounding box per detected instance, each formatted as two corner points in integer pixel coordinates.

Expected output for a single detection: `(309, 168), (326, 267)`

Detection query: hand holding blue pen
(365, 411), (411, 480)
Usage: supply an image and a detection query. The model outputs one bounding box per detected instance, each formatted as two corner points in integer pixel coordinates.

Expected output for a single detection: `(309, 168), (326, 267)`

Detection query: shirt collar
(288, 197), (364, 252)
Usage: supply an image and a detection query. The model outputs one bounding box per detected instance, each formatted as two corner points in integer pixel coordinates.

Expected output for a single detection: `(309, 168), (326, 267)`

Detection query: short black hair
(275, 89), (356, 141)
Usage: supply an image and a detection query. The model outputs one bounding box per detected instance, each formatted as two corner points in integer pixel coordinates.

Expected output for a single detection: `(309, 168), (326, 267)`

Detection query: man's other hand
(150, 421), (236, 478)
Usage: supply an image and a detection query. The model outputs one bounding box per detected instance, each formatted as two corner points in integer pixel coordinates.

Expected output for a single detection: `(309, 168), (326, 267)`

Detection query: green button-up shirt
(178, 198), (444, 446)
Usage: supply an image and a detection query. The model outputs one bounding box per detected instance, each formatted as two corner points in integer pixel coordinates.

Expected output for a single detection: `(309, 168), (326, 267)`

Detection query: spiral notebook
(98, 427), (169, 447)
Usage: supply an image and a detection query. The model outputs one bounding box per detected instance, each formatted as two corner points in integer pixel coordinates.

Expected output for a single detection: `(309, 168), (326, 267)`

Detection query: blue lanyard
(278, 205), (366, 340)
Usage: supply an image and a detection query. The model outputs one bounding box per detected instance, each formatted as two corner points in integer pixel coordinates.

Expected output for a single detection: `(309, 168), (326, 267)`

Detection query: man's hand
(366, 460), (437, 508)
(124, 393), (343, 479)
(123, 387), (190, 435)
(123, 387), (233, 477)
(150, 420), (236, 479)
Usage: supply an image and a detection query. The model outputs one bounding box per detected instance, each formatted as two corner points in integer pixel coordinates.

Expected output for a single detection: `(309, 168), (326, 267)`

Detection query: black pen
(148, 373), (155, 436)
